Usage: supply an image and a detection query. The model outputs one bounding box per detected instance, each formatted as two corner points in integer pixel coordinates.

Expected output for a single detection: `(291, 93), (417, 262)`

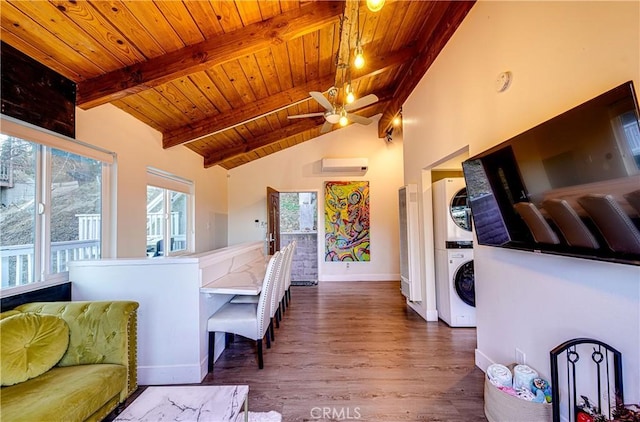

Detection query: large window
(146, 168), (192, 257)
(0, 118), (113, 290)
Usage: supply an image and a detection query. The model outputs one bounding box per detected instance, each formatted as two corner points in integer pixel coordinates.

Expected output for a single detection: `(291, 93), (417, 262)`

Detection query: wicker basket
(484, 366), (552, 422)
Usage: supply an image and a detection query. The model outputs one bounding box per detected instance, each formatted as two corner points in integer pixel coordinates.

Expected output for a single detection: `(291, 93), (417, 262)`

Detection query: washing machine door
(454, 260), (475, 307)
(450, 187), (472, 232)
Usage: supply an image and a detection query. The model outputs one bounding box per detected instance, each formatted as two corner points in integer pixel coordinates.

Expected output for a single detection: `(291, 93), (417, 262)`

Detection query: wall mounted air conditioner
(321, 158), (368, 173)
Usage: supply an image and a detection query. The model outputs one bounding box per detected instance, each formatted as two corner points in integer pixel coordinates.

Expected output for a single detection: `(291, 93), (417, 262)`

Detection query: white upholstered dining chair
(577, 193), (640, 254)
(229, 242), (293, 335)
(207, 250), (282, 370)
(276, 241), (295, 316)
(270, 242), (292, 328)
(283, 240), (296, 307)
(513, 201), (561, 245)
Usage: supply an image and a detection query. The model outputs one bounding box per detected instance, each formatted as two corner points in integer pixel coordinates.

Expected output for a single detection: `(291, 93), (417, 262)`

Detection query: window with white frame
(146, 168), (193, 257)
(0, 117), (114, 290)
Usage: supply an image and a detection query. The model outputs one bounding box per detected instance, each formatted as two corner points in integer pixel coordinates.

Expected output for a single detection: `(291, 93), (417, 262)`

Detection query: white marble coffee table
(114, 385), (249, 422)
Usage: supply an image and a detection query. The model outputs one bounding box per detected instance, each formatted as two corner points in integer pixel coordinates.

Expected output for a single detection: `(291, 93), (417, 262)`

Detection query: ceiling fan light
(366, 0), (385, 12)
(339, 109), (348, 126)
(393, 115), (401, 126)
(326, 113), (341, 124)
(346, 91), (355, 104)
(354, 49), (365, 69)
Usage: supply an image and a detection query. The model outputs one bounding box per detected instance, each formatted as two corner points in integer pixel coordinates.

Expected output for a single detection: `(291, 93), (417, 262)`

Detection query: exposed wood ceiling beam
(163, 47), (415, 149)
(377, 1), (475, 138)
(76, 1), (344, 109)
(205, 99), (390, 168)
(164, 75), (334, 149)
(204, 118), (322, 168)
(355, 46), (416, 80)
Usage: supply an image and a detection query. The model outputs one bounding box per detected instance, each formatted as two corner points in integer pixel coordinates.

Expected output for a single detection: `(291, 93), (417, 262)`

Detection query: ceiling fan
(287, 87), (379, 133)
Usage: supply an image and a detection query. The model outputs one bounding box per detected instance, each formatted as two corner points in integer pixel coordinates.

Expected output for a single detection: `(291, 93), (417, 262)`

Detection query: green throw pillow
(0, 313), (70, 386)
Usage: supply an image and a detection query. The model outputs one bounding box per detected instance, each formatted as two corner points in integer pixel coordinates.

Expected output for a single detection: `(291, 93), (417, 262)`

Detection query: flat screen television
(462, 81), (640, 266)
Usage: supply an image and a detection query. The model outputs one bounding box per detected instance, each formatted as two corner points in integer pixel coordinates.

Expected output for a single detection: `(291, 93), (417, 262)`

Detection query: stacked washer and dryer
(432, 177), (476, 327)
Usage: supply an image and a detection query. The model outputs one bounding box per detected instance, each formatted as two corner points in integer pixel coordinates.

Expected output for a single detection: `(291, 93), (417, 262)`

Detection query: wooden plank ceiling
(0, 0), (475, 169)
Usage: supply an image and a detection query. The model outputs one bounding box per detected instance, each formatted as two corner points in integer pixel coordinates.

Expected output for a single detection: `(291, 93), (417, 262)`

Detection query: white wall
(76, 104), (228, 257)
(402, 0), (640, 402)
(227, 118), (404, 282)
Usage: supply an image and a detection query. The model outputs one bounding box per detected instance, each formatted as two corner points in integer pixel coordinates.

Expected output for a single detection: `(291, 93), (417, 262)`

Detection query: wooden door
(267, 187), (281, 255)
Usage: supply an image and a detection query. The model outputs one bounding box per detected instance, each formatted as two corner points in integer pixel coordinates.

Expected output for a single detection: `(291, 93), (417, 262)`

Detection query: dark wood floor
(203, 281), (487, 421)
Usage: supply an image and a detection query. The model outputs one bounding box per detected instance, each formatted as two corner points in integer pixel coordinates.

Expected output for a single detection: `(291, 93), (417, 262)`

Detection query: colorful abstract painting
(324, 181), (370, 262)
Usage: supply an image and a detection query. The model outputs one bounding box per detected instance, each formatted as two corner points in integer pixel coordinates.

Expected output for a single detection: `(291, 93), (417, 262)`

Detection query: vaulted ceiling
(0, 0), (474, 169)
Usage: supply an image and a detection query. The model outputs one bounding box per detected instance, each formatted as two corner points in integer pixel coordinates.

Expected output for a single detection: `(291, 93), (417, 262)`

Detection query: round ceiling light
(366, 0), (385, 13)
(325, 112), (340, 124)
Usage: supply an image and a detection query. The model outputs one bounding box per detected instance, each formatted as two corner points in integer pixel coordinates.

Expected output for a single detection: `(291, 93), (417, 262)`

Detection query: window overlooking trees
(1, 136), (36, 286)
(49, 149), (102, 273)
(146, 168), (192, 257)
(1, 129), (110, 290)
(280, 192), (317, 232)
(279, 191), (318, 284)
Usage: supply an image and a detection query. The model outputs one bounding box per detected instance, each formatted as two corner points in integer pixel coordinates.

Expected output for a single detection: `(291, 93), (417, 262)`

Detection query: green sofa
(0, 301), (139, 422)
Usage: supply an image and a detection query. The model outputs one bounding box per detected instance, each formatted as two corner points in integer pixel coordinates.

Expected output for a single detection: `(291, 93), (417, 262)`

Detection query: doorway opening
(417, 146), (470, 322)
(279, 191), (318, 285)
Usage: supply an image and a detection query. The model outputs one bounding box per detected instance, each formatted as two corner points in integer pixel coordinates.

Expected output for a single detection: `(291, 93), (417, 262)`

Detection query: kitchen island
(69, 241), (265, 385)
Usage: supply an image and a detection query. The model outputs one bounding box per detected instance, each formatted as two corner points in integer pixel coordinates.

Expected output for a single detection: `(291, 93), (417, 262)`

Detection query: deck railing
(76, 213), (101, 241)
(78, 213), (183, 243)
(2, 213), (188, 286)
(146, 212), (182, 237)
(1, 239), (100, 288)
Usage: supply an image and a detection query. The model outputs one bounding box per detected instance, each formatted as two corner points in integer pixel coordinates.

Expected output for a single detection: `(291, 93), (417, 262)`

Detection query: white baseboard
(404, 301), (438, 322)
(406, 300), (426, 320)
(319, 275), (398, 282)
(138, 363), (203, 385)
(475, 348), (494, 372)
(425, 309), (438, 322)
(139, 333), (224, 384)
